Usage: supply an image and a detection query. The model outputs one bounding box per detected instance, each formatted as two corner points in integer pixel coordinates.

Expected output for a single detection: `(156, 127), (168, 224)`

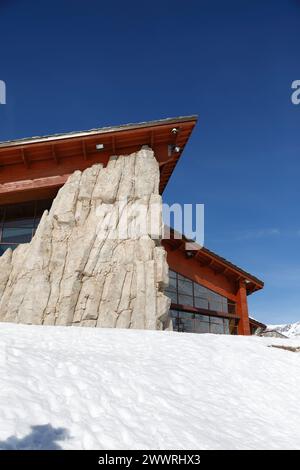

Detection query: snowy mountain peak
(267, 321), (300, 338)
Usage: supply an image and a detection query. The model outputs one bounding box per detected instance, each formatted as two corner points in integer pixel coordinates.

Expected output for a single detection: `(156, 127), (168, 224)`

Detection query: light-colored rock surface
(0, 148), (171, 329)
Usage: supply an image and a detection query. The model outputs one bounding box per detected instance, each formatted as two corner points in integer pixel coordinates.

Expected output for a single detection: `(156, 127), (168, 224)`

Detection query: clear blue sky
(0, 0), (299, 325)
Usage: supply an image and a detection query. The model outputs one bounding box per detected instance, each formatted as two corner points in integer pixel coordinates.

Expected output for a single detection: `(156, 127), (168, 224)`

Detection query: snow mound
(267, 321), (300, 337)
(0, 323), (300, 450)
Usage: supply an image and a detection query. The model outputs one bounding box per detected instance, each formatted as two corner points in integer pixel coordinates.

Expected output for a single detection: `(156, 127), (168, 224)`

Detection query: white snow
(267, 321), (300, 337)
(0, 323), (300, 450)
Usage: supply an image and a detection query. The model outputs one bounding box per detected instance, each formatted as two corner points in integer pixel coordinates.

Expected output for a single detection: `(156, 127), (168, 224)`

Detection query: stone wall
(0, 147), (171, 329)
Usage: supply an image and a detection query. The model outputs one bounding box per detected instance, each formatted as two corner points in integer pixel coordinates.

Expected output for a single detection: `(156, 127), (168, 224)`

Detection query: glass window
(178, 294), (193, 305)
(35, 199), (53, 224)
(210, 316), (223, 325)
(210, 322), (224, 334)
(209, 292), (223, 311)
(178, 311), (194, 333)
(0, 244), (16, 256)
(194, 283), (207, 296)
(180, 311), (193, 319)
(167, 276), (177, 291)
(2, 227), (33, 244)
(224, 319), (230, 334)
(3, 202), (35, 228)
(177, 273), (187, 281)
(165, 290), (177, 303)
(34, 218), (41, 229)
(220, 299), (228, 313)
(197, 314), (209, 322)
(166, 270), (235, 316)
(194, 320), (210, 334)
(0, 199), (52, 255)
(166, 271), (237, 335)
(228, 302), (236, 314)
(194, 297), (209, 309)
(170, 309), (233, 335)
(178, 279), (193, 295)
(0, 207), (5, 223)
(229, 319), (238, 335)
(169, 309), (178, 319)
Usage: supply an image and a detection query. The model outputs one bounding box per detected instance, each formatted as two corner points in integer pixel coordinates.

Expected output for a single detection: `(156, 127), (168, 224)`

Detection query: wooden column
(236, 280), (251, 335)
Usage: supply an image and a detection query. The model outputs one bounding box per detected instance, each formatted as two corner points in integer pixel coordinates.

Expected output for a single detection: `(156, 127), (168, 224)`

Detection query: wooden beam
(52, 145), (59, 164)
(21, 148), (29, 168)
(0, 174), (69, 200)
(112, 136), (116, 154)
(170, 302), (240, 321)
(82, 140), (87, 160)
(159, 157), (176, 168)
(195, 254), (214, 267)
(237, 280), (251, 335)
(150, 130), (154, 148)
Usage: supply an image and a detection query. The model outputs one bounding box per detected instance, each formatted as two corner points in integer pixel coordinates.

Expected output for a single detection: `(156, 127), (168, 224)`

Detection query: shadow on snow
(0, 424), (70, 450)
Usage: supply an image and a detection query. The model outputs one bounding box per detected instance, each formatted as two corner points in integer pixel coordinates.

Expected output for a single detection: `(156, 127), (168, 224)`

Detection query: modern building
(248, 317), (267, 335)
(0, 116), (264, 335)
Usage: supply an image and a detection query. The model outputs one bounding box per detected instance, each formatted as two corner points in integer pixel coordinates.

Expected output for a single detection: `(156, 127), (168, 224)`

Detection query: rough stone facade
(0, 147), (171, 329)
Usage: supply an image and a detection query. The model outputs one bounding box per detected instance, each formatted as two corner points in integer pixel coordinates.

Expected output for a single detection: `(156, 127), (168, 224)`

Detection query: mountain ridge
(267, 321), (300, 337)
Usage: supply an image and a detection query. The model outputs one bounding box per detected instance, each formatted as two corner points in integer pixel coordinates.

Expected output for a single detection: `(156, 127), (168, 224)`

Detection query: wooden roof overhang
(0, 116), (197, 204)
(163, 233), (264, 296)
(248, 317), (266, 329)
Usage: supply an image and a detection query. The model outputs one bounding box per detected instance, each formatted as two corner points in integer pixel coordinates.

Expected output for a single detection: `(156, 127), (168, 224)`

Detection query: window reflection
(170, 309), (237, 335)
(2, 227), (33, 244)
(165, 270), (236, 315)
(0, 199), (53, 255)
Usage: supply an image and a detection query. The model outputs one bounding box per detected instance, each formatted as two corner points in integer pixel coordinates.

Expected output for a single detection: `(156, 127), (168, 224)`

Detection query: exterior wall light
(168, 144), (182, 156)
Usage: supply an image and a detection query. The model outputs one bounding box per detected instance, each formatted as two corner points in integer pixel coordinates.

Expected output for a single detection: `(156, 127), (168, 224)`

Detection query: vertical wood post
(237, 280), (250, 335)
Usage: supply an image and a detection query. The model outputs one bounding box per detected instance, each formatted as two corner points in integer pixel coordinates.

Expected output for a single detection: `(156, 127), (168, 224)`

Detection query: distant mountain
(266, 321), (300, 338)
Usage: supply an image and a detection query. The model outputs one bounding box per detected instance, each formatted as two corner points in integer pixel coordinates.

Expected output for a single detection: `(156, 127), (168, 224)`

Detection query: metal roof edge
(0, 115), (199, 148)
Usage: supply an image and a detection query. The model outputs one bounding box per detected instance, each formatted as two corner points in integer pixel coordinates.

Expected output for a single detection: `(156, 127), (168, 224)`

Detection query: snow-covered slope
(0, 323), (300, 450)
(267, 321), (300, 337)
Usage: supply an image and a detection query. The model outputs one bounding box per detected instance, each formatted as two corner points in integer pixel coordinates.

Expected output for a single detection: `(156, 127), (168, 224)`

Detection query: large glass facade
(165, 270), (236, 314)
(166, 270), (238, 335)
(0, 199), (53, 256)
(169, 310), (237, 334)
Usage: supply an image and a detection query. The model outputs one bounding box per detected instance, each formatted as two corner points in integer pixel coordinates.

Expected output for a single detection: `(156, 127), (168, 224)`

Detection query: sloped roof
(0, 115), (198, 148)
(0, 115), (198, 195)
